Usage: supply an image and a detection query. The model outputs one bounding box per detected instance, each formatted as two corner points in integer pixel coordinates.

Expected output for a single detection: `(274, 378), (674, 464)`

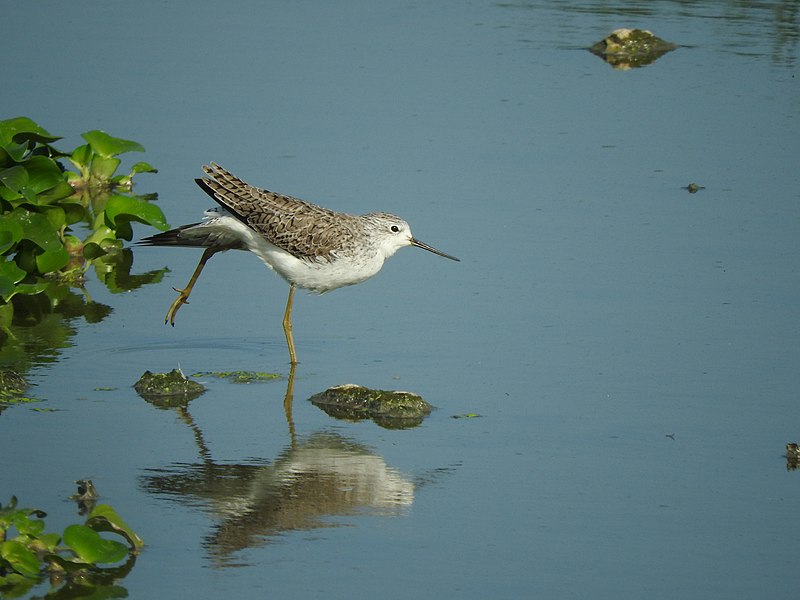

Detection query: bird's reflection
(139, 364), (414, 566)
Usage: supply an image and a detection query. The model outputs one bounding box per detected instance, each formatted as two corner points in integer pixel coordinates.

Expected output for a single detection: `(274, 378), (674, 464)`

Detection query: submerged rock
(589, 28), (677, 69)
(309, 384), (433, 429)
(134, 369), (206, 403)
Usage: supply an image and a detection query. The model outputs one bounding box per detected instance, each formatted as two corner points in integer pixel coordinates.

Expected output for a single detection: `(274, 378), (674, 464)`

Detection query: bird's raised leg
(282, 283), (298, 365)
(165, 247), (218, 326)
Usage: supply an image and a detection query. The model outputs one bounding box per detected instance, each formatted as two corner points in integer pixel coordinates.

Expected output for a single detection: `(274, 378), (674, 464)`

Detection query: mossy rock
(589, 28), (677, 68)
(134, 369), (206, 404)
(309, 384), (433, 429)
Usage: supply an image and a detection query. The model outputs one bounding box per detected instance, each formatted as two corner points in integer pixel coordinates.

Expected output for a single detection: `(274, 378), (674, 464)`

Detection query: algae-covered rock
(309, 384), (433, 429)
(589, 28), (677, 69)
(134, 369), (206, 403)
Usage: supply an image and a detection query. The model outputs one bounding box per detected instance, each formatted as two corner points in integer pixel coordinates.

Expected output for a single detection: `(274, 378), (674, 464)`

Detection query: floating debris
(684, 183), (705, 193)
(134, 369), (206, 403)
(70, 479), (100, 515)
(589, 28), (677, 69)
(309, 384), (433, 429)
(451, 413), (482, 419)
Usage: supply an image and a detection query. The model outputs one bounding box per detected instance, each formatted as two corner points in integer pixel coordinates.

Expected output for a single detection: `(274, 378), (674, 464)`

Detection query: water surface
(2, 1), (798, 598)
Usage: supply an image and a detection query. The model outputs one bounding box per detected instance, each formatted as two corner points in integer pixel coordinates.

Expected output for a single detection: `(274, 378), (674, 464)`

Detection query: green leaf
(62, 524), (129, 565)
(86, 504), (144, 550)
(0, 260), (26, 285)
(104, 195), (168, 232)
(83, 242), (108, 260)
(0, 215), (24, 252)
(7, 209), (62, 251)
(0, 540), (41, 578)
(11, 512), (45, 536)
(5, 281), (48, 300)
(0, 140), (31, 165)
(37, 180), (75, 204)
(0, 117), (60, 146)
(35, 247), (70, 274)
(90, 155), (121, 181)
(70, 143), (93, 169)
(81, 131), (144, 158)
(24, 155), (66, 195)
(130, 161), (158, 175)
(0, 166), (37, 203)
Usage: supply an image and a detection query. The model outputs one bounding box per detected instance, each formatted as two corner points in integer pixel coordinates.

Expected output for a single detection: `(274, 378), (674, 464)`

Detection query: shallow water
(3, 1), (799, 598)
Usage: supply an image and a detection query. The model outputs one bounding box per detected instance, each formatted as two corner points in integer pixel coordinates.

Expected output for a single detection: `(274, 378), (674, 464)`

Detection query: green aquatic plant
(192, 370), (282, 384)
(0, 116), (168, 303)
(0, 496), (143, 597)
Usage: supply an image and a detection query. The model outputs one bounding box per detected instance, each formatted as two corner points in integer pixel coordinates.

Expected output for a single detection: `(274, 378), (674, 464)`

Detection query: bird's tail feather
(138, 223), (205, 248)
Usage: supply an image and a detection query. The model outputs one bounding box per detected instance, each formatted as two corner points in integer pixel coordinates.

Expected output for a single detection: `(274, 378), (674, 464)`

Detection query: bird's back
(198, 163), (362, 262)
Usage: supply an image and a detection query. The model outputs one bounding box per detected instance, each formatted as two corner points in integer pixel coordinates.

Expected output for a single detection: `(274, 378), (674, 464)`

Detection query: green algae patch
(191, 370), (281, 384)
(309, 384), (433, 429)
(133, 369), (206, 402)
(589, 28), (677, 69)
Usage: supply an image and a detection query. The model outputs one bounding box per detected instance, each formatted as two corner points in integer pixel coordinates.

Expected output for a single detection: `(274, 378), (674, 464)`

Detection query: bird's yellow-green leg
(282, 283), (298, 365)
(165, 248), (218, 326)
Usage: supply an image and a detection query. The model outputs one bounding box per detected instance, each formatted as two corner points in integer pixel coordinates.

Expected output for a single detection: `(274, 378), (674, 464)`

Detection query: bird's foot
(164, 287), (191, 326)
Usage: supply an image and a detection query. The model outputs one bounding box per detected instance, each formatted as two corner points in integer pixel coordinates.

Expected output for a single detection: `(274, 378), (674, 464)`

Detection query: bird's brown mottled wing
(198, 163), (359, 261)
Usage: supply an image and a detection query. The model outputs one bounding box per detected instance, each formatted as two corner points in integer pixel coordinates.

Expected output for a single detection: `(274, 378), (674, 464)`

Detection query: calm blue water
(2, 1), (799, 598)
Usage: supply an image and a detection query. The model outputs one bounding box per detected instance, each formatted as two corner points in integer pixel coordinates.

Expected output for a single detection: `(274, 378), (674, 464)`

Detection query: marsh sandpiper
(140, 163), (459, 364)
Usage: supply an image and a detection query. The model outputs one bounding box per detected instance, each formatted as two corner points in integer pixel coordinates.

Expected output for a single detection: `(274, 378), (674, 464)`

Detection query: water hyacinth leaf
(0, 215), (24, 247)
(36, 180), (75, 204)
(62, 524), (129, 564)
(41, 206), (66, 231)
(0, 140), (30, 165)
(24, 155), (66, 195)
(104, 195), (168, 231)
(87, 504), (145, 550)
(81, 130), (144, 158)
(10, 210), (62, 251)
(0, 166), (37, 203)
(8, 281), (49, 299)
(130, 161), (158, 175)
(35, 246), (70, 274)
(11, 511), (45, 536)
(0, 275), (17, 300)
(0, 259), (25, 284)
(70, 143), (92, 169)
(0, 116), (61, 146)
(90, 155), (121, 181)
(83, 242), (108, 260)
(0, 540), (41, 578)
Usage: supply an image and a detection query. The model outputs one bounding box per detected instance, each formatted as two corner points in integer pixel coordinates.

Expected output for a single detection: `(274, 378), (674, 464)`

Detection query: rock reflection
(140, 367), (414, 566)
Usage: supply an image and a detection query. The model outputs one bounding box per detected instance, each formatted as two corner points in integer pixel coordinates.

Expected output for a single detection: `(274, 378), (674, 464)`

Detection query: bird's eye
(390, 225), (400, 233)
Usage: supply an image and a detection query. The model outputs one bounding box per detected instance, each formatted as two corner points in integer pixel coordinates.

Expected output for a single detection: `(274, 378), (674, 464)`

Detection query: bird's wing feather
(197, 163), (359, 261)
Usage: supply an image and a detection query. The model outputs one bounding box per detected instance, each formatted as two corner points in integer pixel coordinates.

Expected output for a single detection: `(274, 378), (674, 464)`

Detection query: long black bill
(411, 238), (460, 261)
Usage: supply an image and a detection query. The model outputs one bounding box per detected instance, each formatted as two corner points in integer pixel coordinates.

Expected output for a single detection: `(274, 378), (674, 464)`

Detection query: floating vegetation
(192, 370), (281, 384)
(0, 495), (143, 597)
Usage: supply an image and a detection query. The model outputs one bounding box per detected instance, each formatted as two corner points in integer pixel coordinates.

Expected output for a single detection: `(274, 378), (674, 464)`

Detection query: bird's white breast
(199, 212), (387, 293)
